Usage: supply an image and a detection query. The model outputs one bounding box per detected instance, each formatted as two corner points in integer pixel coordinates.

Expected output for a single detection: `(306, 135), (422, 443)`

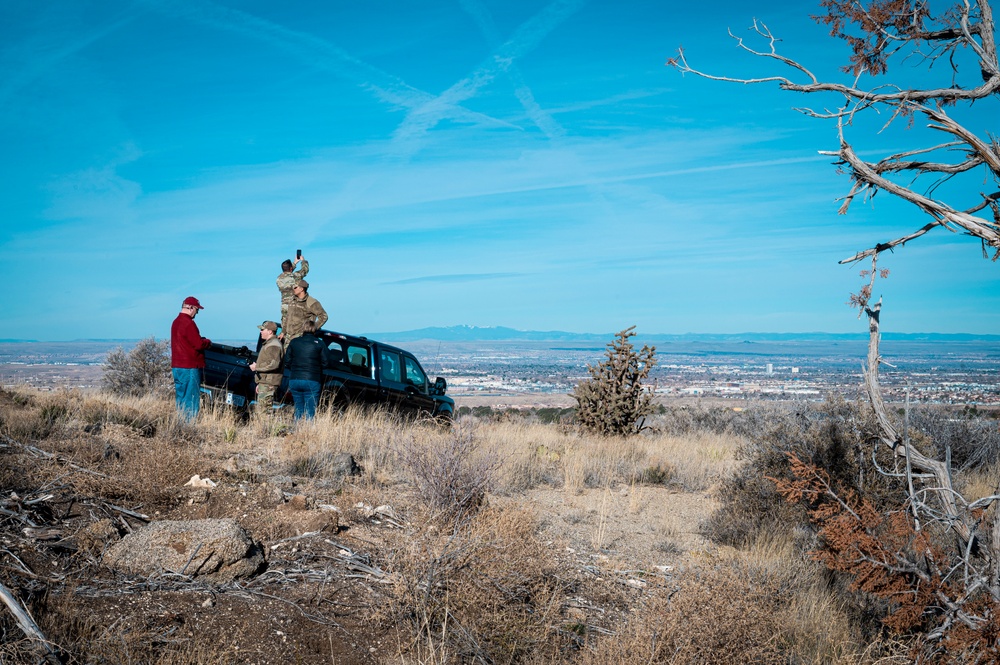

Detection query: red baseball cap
(183, 296), (204, 310)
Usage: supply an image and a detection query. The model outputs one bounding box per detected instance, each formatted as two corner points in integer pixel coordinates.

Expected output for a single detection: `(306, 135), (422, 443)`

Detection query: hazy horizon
(4, 325), (1000, 345)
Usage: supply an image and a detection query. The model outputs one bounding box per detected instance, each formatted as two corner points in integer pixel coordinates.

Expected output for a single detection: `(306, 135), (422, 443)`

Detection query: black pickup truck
(201, 329), (454, 421)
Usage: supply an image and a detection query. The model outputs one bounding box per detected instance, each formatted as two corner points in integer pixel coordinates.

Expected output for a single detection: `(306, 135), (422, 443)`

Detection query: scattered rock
(284, 494), (310, 511)
(269, 475), (295, 488)
(328, 453), (362, 480)
(184, 475), (217, 488)
(103, 518), (265, 582)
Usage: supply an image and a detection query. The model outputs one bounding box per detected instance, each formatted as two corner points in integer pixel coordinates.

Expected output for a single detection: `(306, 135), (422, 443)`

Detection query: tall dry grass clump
(401, 424), (502, 522)
(461, 413), (742, 495)
(237, 405), (450, 489)
(476, 419), (569, 492)
(578, 547), (910, 665)
(383, 505), (564, 665)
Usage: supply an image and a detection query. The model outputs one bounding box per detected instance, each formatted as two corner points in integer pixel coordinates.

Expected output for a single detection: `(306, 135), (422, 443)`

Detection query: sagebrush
(102, 336), (172, 398)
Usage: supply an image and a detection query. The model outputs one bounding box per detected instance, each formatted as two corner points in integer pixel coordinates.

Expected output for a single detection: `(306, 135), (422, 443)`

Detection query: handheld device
(296, 249), (302, 259)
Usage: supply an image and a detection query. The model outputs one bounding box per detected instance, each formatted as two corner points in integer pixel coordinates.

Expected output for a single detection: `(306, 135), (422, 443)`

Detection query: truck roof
(317, 329), (414, 357)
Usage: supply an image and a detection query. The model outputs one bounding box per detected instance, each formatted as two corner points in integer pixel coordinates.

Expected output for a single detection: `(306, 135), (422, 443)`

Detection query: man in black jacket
(283, 320), (328, 419)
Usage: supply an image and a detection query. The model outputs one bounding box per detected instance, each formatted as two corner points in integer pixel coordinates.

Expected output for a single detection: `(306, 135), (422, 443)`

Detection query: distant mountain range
(4, 326), (999, 345)
(361, 326), (1000, 343)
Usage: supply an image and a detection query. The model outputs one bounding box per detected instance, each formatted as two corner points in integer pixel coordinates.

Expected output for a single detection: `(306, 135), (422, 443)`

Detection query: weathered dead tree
(668, 0), (1000, 264)
(669, 1), (1000, 656)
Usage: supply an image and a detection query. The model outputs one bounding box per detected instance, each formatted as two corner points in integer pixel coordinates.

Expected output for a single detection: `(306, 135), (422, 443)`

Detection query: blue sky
(2, 1), (998, 341)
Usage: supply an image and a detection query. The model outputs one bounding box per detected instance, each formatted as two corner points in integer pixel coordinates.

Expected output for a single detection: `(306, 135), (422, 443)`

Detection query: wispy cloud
(383, 272), (522, 285)
(143, 0), (519, 132)
(43, 142), (143, 222)
(0, 9), (138, 107)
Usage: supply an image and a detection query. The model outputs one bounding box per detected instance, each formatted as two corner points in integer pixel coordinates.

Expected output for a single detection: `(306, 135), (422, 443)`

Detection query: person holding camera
(277, 252), (308, 335)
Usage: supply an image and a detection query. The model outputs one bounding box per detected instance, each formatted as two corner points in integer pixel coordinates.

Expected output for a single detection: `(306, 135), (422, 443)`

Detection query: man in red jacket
(171, 296), (211, 422)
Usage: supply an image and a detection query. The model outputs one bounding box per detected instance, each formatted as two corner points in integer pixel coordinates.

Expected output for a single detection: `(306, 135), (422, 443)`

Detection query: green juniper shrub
(572, 326), (657, 437)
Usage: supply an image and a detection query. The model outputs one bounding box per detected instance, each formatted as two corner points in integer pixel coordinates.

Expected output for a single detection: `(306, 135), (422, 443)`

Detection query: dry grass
(381, 504), (565, 665)
(958, 462), (1000, 504)
(2, 387), (942, 664)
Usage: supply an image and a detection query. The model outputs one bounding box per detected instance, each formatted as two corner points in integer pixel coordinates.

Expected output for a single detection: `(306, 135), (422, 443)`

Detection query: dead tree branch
(667, 1), (1000, 263)
(0, 581), (61, 663)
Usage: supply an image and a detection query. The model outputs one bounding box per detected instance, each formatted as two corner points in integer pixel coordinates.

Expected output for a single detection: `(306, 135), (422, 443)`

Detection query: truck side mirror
(433, 377), (447, 395)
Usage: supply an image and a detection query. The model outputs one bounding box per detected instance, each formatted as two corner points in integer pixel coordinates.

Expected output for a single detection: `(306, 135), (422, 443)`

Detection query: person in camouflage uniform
(277, 256), (309, 335)
(249, 320), (284, 413)
(284, 279), (328, 346)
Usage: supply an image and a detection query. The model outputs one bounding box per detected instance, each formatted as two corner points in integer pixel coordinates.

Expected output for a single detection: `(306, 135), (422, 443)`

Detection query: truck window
(346, 345), (372, 377)
(326, 340), (345, 365)
(403, 355), (427, 392)
(380, 350), (401, 382)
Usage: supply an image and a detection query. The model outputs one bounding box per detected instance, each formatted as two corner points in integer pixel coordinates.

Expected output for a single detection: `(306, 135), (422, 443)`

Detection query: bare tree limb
(667, 0), (1000, 264)
(0, 581), (61, 663)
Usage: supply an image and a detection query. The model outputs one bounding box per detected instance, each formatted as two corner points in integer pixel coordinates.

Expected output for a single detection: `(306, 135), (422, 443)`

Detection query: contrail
(393, 0), (585, 145)
(140, 0), (519, 130)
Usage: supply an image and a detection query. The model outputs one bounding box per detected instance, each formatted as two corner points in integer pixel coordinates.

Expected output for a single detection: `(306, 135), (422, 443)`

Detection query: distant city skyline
(2, 1), (998, 341)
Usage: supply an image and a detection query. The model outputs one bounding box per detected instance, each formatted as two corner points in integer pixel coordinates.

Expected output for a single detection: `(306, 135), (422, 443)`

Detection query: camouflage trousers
(255, 383), (277, 414)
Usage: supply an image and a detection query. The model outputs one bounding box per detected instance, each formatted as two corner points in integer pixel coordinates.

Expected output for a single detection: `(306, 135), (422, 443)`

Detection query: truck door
(324, 338), (377, 407)
(376, 348), (408, 410)
(401, 354), (436, 415)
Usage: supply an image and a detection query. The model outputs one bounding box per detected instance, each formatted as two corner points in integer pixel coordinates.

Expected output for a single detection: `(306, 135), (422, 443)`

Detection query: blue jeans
(172, 368), (203, 422)
(289, 379), (320, 419)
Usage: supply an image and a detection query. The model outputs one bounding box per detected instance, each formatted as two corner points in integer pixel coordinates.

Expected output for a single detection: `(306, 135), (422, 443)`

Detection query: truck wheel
(320, 384), (348, 415)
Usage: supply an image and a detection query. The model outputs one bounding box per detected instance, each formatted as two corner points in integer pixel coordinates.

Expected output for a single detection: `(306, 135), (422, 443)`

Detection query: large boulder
(104, 518), (264, 582)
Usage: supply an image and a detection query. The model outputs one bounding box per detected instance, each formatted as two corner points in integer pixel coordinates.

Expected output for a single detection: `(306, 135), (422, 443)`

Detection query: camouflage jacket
(284, 294), (329, 342)
(254, 337), (284, 387)
(276, 260), (309, 308)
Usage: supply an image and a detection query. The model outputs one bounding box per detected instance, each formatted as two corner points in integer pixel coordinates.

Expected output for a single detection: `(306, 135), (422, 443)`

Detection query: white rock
(184, 474), (217, 488)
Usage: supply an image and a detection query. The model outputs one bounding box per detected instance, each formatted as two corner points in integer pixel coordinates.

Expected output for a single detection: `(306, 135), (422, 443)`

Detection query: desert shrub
(401, 425), (502, 522)
(703, 397), (897, 548)
(102, 336), (172, 398)
(534, 406), (575, 424)
(572, 326), (657, 437)
(702, 398), (930, 644)
(579, 560), (788, 664)
(906, 406), (1000, 470)
(385, 506), (564, 664)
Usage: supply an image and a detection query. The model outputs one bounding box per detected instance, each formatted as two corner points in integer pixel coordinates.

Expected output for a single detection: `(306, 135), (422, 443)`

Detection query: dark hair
(281, 259), (294, 272)
(304, 320), (317, 334)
